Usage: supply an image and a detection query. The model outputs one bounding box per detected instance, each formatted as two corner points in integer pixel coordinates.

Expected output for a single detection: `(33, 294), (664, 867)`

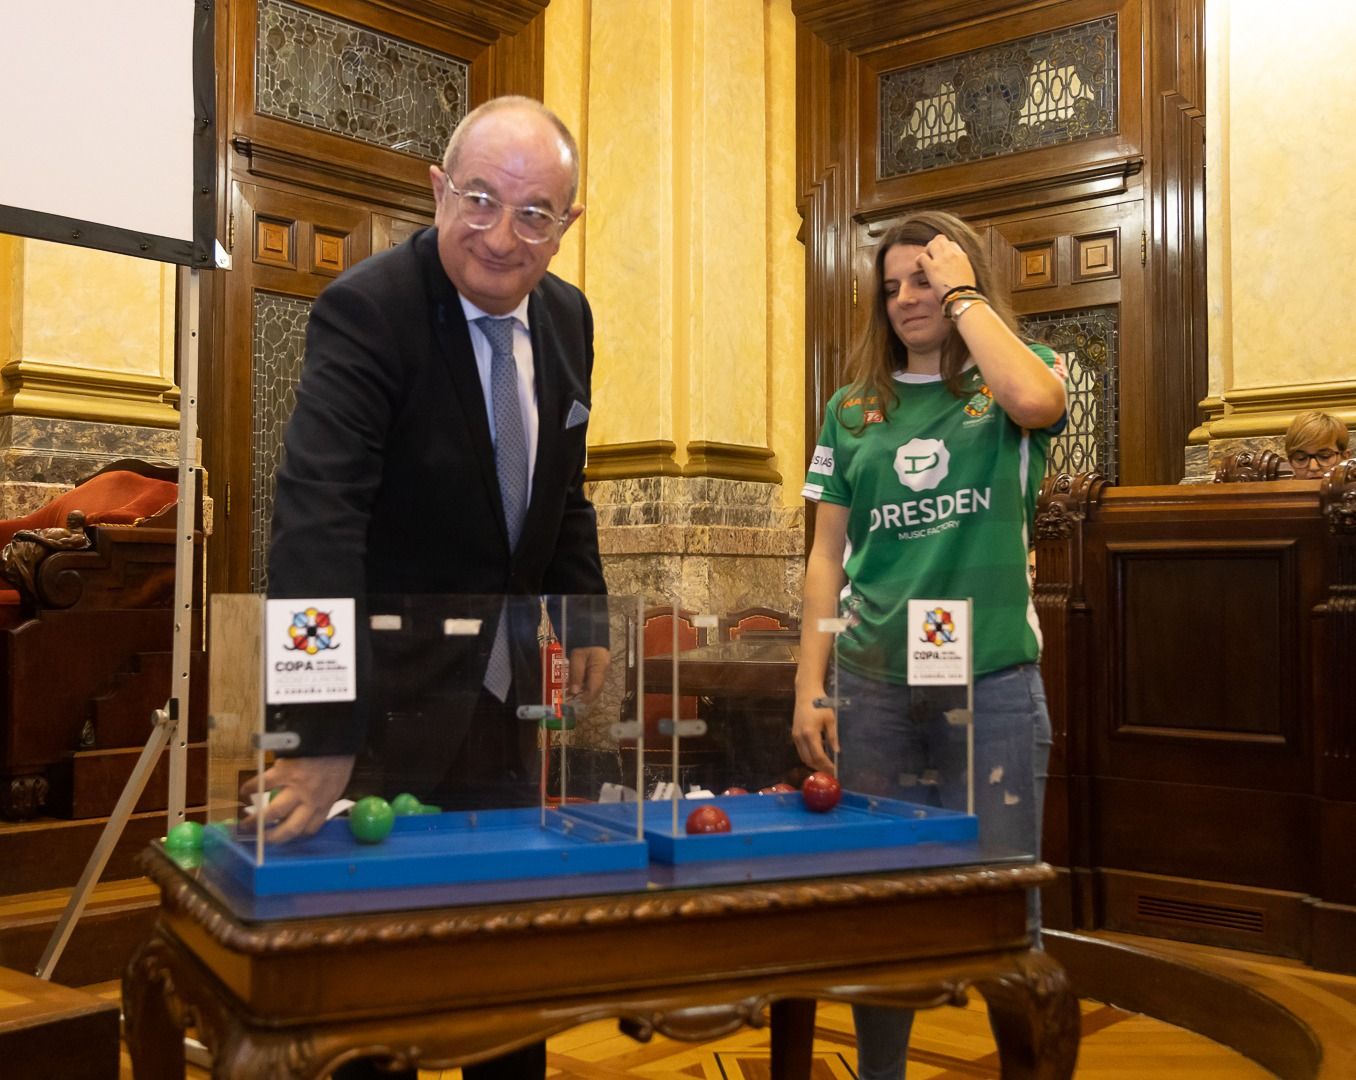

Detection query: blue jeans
(836, 663), (1053, 1080)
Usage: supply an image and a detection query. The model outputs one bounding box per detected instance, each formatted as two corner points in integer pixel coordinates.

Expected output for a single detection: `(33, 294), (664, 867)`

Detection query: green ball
(390, 792), (423, 816)
(165, 820), (205, 850)
(348, 796), (395, 844)
(419, 804), (442, 815)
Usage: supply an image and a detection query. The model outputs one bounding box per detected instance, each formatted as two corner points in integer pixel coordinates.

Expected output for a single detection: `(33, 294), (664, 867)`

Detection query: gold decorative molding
(0, 359), (180, 428)
(682, 442), (782, 485)
(1194, 382), (1356, 440)
(584, 441), (682, 483)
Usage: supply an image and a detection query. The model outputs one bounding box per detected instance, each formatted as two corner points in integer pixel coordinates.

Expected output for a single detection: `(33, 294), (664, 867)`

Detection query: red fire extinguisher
(539, 635), (566, 800)
(541, 635), (565, 713)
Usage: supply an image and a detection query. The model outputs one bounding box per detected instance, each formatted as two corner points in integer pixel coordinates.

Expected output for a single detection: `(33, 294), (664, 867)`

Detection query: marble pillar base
(1182, 434), (1287, 484)
(0, 415), (181, 518)
(589, 476), (805, 617)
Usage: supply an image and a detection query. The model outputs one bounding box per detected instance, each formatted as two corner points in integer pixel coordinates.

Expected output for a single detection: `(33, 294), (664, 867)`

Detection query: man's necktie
(475, 316), (529, 702)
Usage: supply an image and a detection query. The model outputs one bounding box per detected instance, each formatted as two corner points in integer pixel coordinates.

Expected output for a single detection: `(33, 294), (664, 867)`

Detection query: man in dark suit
(247, 96), (608, 1080)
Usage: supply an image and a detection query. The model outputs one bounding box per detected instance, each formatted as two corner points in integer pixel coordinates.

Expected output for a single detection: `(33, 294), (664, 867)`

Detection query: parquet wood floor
(97, 984), (1274, 1078)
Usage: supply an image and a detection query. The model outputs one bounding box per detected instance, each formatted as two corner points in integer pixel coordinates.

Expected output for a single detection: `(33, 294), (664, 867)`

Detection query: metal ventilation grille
(1136, 893), (1266, 934)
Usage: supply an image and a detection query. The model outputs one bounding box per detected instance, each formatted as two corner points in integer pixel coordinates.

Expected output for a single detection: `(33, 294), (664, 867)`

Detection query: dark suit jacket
(267, 227), (607, 757)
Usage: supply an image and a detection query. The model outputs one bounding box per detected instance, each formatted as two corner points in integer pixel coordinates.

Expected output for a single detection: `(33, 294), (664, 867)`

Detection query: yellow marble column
(1193, 0), (1356, 472)
(0, 236), (180, 515)
(0, 238), (178, 426)
(543, 0), (807, 612)
(548, 0), (804, 494)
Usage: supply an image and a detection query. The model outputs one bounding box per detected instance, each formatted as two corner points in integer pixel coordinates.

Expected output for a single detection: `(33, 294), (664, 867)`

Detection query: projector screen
(0, 1), (215, 266)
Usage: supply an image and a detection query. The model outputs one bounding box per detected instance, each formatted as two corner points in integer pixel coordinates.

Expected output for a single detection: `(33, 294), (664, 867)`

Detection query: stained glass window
(256, 0), (468, 161)
(1021, 307), (1119, 482)
(250, 293), (313, 590)
(879, 17), (1117, 178)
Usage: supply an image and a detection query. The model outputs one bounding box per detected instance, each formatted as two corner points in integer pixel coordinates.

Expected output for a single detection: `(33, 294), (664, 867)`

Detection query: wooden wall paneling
(1034, 472), (1110, 930)
(1100, 539), (1310, 786)
(797, 21), (856, 546)
(211, 183), (372, 592)
(792, 0), (1033, 51)
(1143, 0), (1207, 483)
(988, 199), (1145, 483)
(1093, 775), (1315, 893)
(488, 6), (545, 100)
(1314, 462), (1356, 967)
(1035, 478), (1356, 968)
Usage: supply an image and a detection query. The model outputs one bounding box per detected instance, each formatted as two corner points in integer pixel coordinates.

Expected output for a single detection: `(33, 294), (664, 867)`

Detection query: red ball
(685, 805), (732, 834)
(801, 771), (842, 812)
(758, 782), (797, 795)
(721, 787), (749, 796)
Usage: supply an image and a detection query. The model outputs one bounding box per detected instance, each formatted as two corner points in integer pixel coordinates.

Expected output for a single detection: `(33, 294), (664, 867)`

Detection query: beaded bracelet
(943, 288), (987, 320)
(940, 284), (979, 305)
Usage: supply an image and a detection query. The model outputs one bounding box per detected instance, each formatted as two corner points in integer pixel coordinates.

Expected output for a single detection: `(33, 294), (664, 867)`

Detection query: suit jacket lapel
(420, 231), (510, 547)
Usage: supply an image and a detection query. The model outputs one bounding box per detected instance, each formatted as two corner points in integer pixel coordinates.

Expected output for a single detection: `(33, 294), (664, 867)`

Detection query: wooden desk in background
(642, 637), (803, 790)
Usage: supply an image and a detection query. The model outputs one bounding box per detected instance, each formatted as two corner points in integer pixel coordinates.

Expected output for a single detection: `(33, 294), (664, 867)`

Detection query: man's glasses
(1288, 448), (1342, 468)
(443, 182), (568, 245)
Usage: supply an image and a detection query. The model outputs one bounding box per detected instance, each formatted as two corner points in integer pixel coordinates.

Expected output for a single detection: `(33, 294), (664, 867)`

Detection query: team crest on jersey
(893, 438), (950, 491)
(963, 384), (993, 417)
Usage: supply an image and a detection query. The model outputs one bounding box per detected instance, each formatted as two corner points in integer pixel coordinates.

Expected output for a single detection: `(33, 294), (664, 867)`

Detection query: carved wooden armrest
(1213, 449), (1284, 483)
(0, 510), (92, 603)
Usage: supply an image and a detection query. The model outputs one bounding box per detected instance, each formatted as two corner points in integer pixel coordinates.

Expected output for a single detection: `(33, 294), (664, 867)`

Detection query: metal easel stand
(36, 268), (201, 980)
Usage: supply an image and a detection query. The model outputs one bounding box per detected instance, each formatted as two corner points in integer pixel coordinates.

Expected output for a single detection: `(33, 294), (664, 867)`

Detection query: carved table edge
(139, 850), (1054, 956)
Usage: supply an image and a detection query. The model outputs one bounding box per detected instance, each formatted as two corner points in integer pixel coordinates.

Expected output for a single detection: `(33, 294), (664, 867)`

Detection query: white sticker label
(369, 613), (402, 631)
(266, 598), (357, 704)
(444, 618), (483, 636)
(809, 444), (835, 475)
(906, 598), (971, 687)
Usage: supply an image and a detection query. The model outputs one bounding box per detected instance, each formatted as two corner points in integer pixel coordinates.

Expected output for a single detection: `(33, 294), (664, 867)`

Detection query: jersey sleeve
(1028, 341), (1068, 436)
(802, 392), (852, 506)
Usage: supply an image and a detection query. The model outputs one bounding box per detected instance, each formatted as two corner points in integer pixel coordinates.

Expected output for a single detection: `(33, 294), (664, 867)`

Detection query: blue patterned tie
(476, 316), (529, 701)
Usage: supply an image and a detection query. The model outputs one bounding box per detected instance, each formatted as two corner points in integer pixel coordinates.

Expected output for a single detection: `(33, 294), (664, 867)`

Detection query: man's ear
(429, 166), (449, 222)
(560, 203), (585, 236)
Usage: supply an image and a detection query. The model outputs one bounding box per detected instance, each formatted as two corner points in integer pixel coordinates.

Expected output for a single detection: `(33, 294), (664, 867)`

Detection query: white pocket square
(565, 399), (590, 429)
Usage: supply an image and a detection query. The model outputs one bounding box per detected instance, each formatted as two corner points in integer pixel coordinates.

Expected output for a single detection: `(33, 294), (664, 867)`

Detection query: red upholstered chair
(612, 606), (723, 794)
(642, 605), (703, 731)
(718, 606), (800, 642)
(0, 460), (206, 820)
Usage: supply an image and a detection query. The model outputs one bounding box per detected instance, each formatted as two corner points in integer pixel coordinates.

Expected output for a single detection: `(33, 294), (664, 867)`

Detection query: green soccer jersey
(802, 345), (1060, 682)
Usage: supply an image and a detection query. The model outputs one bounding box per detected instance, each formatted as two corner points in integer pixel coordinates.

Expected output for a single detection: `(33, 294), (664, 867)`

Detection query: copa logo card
(906, 598), (971, 686)
(265, 598), (357, 704)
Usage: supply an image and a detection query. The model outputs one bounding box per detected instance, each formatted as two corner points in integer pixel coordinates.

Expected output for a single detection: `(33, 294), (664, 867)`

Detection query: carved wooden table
(124, 847), (1078, 1079)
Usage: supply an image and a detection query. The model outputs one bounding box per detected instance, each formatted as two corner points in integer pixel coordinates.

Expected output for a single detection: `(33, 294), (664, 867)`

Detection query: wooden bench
(0, 965), (119, 1079)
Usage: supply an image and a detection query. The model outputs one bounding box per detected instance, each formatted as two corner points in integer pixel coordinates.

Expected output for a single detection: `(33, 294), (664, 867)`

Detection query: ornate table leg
(977, 951), (1080, 1079)
(770, 998), (816, 1080)
(123, 930), (187, 1080)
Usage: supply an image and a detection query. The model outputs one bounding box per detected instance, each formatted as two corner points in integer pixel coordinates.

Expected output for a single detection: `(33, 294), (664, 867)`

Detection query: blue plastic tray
(202, 806), (649, 896)
(562, 791), (977, 864)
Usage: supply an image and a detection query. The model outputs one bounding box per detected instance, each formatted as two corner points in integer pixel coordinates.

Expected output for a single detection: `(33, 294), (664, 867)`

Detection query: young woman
(1283, 410), (1350, 478)
(793, 211), (1066, 1080)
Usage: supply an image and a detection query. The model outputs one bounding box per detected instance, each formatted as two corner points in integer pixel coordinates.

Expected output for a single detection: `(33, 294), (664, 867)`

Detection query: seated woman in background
(1284, 410), (1351, 478)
